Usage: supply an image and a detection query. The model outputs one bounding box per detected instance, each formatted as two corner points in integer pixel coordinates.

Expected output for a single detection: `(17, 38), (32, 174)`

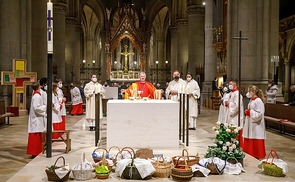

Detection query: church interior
(1, 0), (295, 181)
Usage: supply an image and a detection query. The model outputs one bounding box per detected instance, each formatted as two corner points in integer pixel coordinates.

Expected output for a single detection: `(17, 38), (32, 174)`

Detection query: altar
(107, 100), (179, 149)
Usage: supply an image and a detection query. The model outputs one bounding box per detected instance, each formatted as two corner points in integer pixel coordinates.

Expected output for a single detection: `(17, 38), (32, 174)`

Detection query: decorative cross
(47, 0), (53, 53)
(47, 9), (53, 41)
(1, 59), (37, 115)
(118, 45), (135, 74)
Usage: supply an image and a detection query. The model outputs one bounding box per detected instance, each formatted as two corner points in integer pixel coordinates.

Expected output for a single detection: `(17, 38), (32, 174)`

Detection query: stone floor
(1, 106), (295, 182)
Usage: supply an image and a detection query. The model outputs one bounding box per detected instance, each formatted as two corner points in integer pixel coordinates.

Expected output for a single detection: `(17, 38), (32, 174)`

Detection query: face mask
(58, 84), (63, 88)
(268, 84), (271, 87)
(186, 77), (191, 82)
(92, 78), (97, 82)
(43, 85), (48, 91)
(174, 76), (179, 80)
(223, 87), (228, 92)
(228, 85), (233, 90)
(246, 92), (252, 98)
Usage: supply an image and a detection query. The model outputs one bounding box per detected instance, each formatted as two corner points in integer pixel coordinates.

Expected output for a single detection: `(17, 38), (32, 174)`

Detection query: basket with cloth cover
(258, 150), (288, 177)
(223, 157), (245, 175)
(151, 156), (172, 178)
(45, 156), (71, 181)
(171, 156), (193, 181)
(198, 157), (226, 175)
(72, 153), (94, 181)
(95, 153), (111, 179)
(92, 147), (109, 163)
(172, 149), (199, 166)
(115, 147), (155, 180)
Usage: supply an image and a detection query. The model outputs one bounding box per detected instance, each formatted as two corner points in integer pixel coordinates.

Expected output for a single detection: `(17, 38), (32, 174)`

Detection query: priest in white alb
(166, 70), (186, 102)
(84, 74), (105, 131)
(185, 73), (200, 130)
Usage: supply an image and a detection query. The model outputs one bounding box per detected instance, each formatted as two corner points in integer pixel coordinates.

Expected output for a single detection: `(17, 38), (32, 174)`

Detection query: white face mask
(186, 77), (191, 82)
(223, 87), (228, 92)
(228, 85), (234, 90)
(58, 84), (63, 88)
(44, 85), (48, 91)
(92, 78), (97, 82)
(268, 84), (271, 87)
(246, 92), (252, 98)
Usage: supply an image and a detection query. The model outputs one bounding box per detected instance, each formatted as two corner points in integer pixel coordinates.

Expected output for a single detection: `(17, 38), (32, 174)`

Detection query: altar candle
(95, 85), (100, 94)
(186, 85), (190, 94)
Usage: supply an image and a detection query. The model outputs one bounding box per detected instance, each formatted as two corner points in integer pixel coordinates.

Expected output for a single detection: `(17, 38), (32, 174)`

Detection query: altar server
(242, 85), (266, 159)
(56, 78), (66, 130)
(185, 73), (200, 130)
(39, 77), (48, 105)
(84, 74), (105, 131)
(166, 70), (186, 102)
(69, 83), (83, 115)
(225, 80), (244, 127)
(26, 82), (47, 157)
(218, 84), (231, 123)
(265, 80), (278, 104)
(52, 83), (62, 139)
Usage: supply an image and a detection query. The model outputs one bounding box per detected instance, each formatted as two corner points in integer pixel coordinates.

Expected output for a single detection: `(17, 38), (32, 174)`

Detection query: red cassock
(26, 133), (42, 156)
(71, 103), (83, 115)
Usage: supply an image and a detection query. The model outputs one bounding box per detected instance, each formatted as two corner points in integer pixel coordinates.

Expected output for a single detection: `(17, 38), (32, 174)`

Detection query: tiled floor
(1, 106), (295, 182)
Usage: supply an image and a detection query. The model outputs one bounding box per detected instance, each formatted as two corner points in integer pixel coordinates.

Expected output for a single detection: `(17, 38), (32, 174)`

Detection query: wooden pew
(41, 130), (71, 154)
(264, 103), (295, 136)
(0, 100), (15, 125)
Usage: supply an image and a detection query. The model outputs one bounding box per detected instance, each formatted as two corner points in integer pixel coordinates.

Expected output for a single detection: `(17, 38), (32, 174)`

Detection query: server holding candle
(84, 74), (105, 131)
(166, 70), (186, 102)
(185, 73), (200, 130)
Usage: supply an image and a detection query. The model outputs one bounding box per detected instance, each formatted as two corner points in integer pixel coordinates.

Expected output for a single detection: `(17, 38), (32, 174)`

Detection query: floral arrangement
(204, 121), (245, 160)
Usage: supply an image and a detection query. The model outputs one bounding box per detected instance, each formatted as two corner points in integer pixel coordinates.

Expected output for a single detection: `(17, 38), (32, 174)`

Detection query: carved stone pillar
(284, 59), (290, 101)
(176, 19), (188, 77)
(140, 53), (147, 72)
(106, 53), (112, 80)
(187, 4), (205, 76)
(53, 2), (68, 80)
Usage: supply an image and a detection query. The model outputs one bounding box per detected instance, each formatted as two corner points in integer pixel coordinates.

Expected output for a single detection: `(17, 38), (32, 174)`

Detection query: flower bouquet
(204, 122), (245, 164)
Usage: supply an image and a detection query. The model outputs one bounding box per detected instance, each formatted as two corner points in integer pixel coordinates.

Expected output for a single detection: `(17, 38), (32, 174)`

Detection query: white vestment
(242, 97), (266, 139)
(57, 87), (66, 116)
(225, 89), (244, 127)
(266, 85), (278, 104)
(40, 89), (47, 105)
(52, 93), (62, 124)
(165, 78), (186, 102)
(218, 92), (230, 123)
(28, 93), (47, 133)
(70, 86), (83, 105)
(84, 81), (105, 126)
(185, 79), (200, 128)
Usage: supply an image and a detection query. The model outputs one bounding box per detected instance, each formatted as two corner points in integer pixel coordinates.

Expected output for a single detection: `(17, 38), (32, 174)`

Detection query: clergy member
(125, 72), (156, 99)
(52, 83), (62, 139)
(84, 74), (105, 131)
(39, 77), (48, 105)
(217, 84), (231, 123)
(69, 83), (83, 115)
(166, 70), (186, 102)
(26, 82), (47, 158)
(185, 73), (200, 130)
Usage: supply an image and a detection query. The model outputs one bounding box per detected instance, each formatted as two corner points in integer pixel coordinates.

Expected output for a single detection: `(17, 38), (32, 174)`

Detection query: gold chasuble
(125, 81), (156, 99)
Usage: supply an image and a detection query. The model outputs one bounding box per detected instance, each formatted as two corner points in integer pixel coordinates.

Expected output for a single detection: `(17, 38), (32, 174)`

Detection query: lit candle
(186, 85), (190, 94)
(95, 85), (100, 94)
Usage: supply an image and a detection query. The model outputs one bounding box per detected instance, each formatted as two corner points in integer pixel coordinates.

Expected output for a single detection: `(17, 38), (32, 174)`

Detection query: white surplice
(28, 93), (47, 133)
(52, 93), (62, 124)
(185, 79), (200, 128)
(225, 89), (244, 127)
(56, 87), (66, 116)
(266, 85), (278, 104)
(165, 78), (186, 102)
(70, 86), (83, 105)
(218, 92), (230, 123)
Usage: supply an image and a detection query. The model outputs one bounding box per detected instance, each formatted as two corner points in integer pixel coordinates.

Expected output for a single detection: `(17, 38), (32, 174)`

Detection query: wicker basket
(96, 173), (110, 179)
(261, 150), (285, 177)
(92, 147), (109, 163)
(172, 149), (199, 166)
(45, 156), (71, 181)
(152, 157), (172, 178)
(171, 156), (193, 181)
(72, 153), (94, 181)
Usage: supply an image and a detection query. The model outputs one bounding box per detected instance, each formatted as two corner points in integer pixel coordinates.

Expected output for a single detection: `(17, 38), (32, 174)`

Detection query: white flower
(237, 127), (242, 131)
(226, 142), (231, 146)
(226, 128), (231, 132)
(224, 123), (228, 127)
(219, 141), (223, 144)
(213, 143), (217, 147)
(216, 121), (221, 125)
(235, 140), (239, 145)
(234, 129), (239, 133)
(215, 131), (219, 135)
(229, 147), (233, 152)
(232, 144), (236, 149)
(222, 146), (227, 151)
(212, 126), (216, 130)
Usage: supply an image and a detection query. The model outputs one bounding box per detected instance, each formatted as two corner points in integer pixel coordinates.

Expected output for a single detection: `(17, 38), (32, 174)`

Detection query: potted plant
(204, 121), (245, 165)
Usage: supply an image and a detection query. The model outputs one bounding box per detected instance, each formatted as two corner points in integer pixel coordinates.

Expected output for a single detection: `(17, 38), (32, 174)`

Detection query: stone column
(170, 27), (178, 76)
(284, 60), (290, 101)
(53, 2), (68, 81)
(75, 26), (83, 83)
(201, 0), (216, 104)
(65, 17), (78, 83)
(187, 4), (205, 76)
(31, 0), (47, 78)
(100, 32), (106, 82)
(176, 20), (188, 77)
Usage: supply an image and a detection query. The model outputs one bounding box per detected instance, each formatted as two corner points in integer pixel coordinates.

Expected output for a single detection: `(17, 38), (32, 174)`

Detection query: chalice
(137, 90), (142, 99)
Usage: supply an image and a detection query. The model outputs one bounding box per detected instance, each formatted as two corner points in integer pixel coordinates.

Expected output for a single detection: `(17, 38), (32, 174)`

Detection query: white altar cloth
(107, 100), (179, 149)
